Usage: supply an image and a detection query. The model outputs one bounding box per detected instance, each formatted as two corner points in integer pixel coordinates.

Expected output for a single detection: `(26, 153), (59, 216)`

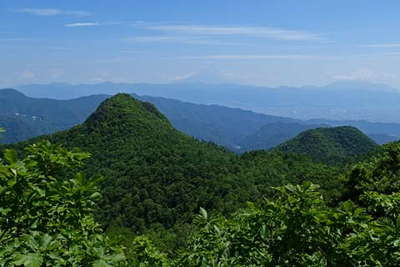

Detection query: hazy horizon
(8, 78), (400, 92)
(3, 1), (400, 88)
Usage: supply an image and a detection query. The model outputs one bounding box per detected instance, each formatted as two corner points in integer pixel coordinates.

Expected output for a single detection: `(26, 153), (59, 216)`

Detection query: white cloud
(142, 24), (322, 41)
(183, 54), (324, 60)
(172, 72), (197, 81)
(64, 22), (99, 28)
(16, 8), (90, 17)
(126, 36), (178, 42)
(64, 21), (124, 28)
(124, 36), (241, 45)
(48, 47), (72, 51)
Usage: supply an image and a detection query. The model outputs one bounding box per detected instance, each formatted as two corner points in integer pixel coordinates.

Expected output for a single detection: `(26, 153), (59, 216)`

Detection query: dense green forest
(276, 126), (379, 165)
(1, 94), (399, 266)
(6, 95), (341, 232)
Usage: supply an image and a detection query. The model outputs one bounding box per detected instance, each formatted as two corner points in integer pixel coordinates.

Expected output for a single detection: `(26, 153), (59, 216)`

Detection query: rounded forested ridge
(276, 126), (379, 165)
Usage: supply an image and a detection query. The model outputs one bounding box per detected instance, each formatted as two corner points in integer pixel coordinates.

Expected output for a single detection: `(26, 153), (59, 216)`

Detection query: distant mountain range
(16, 80), (400, 122)
(0, 88), (399, 149)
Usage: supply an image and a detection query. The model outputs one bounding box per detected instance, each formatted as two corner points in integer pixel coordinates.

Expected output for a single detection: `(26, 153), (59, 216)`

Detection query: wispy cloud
(182, 54), (325, 60)
(64, 21), (124, 28)
(126, 36), (178, 42)
(64, 22), (99, 27)
(15, 8), (91, 17)
(48, 47), (73, 51)
(124, 36), (242, 45)
(142, 24), (322, 41)
(362, 43), (400, 48)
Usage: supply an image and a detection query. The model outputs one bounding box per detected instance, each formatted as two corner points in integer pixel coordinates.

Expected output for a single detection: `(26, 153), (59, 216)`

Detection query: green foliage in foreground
(179, 183), (400, 267)
(175, 143), (400, 266)
(1, 141), (400, 266)
(343, 142), (400, 203)
(0, 141), (125, 266)
(107, 140), (400, 265)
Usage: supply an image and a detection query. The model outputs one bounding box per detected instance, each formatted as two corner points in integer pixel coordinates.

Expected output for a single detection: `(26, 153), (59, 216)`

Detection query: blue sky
(2, 0), (400, 87)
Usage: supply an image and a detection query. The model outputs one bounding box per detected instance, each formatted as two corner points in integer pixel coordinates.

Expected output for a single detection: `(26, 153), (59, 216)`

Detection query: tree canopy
(276, 126), (379, 165)
(1, 94), (399, 266)
(0, 141), (125, 266)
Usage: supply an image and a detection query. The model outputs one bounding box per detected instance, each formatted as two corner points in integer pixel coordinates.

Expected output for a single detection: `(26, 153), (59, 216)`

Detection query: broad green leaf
(92, 259), (111, 267)
(199, 207), (208, 220)
(13, 253), (43, 267)
(4, 149), (18, 164)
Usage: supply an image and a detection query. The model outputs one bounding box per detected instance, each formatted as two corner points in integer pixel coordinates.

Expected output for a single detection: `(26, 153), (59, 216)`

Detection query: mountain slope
(32, 94), (240, 231)
(275, 126), (379, 165)
(4, 94), (345, 236)
(0, 89), (108, 125)
(0, 114), (55, 144)
(0, 89), (109, 139)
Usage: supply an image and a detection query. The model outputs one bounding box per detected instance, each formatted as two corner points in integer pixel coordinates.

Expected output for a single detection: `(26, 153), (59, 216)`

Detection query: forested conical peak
(297, 126), (375, 144)
(276, 126), (378, 165)
(84, 93), (170, 125)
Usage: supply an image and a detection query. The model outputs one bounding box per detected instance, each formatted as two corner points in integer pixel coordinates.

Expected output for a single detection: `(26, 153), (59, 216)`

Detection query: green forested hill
(276, 126), (379, 165)
(31, 94), (241, 232)
(7, 94), (341, 235)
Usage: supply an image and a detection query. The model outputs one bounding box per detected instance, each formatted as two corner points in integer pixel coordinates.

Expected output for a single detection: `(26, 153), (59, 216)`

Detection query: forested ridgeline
(1, 94), (399, 266)
(1, 88), (398, 148)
